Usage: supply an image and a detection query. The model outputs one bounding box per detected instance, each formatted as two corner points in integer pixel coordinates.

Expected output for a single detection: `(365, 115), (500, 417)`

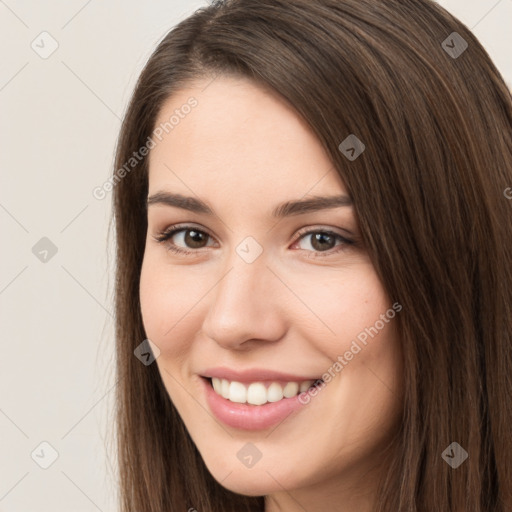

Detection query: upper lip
(201, 367), (322, 383)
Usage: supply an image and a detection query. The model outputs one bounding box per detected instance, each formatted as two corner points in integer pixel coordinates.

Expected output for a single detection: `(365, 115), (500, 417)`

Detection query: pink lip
(201, 366), (321, 384)
(201, 377), (311, 430)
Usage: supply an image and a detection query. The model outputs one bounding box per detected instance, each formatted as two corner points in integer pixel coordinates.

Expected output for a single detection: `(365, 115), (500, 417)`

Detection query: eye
(152, 224), (214, 255)
(152, 224), (356, 258)
(292, 227), (355, 258)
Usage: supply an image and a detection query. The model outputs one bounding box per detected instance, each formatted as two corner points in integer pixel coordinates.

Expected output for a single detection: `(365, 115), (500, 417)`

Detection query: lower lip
(201, 377), (310, 431)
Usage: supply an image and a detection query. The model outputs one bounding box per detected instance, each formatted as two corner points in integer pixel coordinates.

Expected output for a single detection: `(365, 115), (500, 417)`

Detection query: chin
(209, 469), (283, 497)
(199, 450), (311, 497)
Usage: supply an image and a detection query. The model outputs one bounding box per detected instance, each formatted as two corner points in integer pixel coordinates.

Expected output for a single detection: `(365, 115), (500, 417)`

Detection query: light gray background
(1, 1), (510, 511)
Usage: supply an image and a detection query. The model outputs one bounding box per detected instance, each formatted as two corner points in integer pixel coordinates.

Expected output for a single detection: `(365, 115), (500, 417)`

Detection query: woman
(111, 0), (512, 510)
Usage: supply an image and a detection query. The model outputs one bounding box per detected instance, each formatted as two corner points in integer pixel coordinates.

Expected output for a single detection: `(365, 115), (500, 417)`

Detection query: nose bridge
(201, 241), (285, 348)
(215, 234), (269, 307)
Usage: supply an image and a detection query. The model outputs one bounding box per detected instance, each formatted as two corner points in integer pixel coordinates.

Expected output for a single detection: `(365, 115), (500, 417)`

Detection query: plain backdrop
(0, 1), (511, 511)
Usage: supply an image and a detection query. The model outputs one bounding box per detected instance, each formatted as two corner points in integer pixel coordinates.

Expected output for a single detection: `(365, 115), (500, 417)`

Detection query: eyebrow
(146, 191), (352, 218)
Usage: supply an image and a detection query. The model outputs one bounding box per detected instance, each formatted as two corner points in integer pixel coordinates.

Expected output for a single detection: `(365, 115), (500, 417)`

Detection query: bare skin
(139, 75), (404, 512)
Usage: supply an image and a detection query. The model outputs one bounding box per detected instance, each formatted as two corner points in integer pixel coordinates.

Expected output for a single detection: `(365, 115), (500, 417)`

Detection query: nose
(200, 249), (287, 350)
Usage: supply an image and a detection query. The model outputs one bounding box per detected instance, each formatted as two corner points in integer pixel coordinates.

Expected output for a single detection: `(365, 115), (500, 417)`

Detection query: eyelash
(152, 223), (355, 258)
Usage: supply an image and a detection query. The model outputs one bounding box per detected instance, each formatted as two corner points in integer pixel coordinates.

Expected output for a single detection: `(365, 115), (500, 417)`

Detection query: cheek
(294, 263), (391, 344)
(139, 257), (202, 411)
(139, 260), (170, 339)
(139, 255), (195, 358)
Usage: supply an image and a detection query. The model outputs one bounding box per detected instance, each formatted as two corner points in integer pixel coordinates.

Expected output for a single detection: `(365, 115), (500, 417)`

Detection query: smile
(200, 374), (324, 430)
(210, 377), (317, 405)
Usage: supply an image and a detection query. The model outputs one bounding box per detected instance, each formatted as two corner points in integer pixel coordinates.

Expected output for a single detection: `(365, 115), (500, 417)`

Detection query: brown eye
(153, 225), (215, 254)
(180, 229), (209, 249)
(295, 230), (352, 253)
(291, 227), (356, 259)
(154, 225), (355, 258)
(308, 232), (337, 252)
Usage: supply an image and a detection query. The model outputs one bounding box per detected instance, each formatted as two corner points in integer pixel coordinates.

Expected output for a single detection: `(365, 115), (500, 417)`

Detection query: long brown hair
(110, 0), (512, 510)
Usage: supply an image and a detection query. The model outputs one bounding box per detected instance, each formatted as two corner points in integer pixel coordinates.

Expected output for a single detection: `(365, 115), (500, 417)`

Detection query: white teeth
(212, 378), (221, 394)
(247, 382), (267, 405)
(229, 381), (247, 403)
(220, 379), (230, 399)
(210, 378), (315, 405)
(282, 382), (299, 398)
(299, 380), (313, 392)
(267, 382), (284, 402)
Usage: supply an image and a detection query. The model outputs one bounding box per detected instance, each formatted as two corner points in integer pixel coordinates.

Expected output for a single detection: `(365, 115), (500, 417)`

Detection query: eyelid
(294, 224), (354, 239)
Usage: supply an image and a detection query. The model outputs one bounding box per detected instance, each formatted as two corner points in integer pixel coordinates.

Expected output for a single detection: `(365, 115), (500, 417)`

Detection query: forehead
(148, 75), (346, 203)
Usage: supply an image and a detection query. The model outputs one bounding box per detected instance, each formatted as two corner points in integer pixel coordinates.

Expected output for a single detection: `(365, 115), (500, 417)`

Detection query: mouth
(201, 376), (323, 406)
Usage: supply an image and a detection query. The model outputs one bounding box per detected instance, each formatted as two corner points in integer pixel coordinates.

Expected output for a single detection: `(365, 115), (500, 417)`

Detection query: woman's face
(140, 75), (403, 508)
